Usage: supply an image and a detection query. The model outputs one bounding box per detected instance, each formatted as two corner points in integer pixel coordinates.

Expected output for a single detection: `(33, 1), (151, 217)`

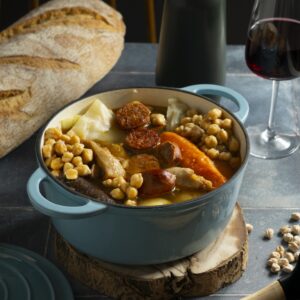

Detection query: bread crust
(0, 0), (125, 158)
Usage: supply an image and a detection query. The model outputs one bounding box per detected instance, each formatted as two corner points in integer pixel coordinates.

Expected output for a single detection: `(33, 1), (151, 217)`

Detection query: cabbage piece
(166, 98), (189, 130)
(68, 98), (114, 140)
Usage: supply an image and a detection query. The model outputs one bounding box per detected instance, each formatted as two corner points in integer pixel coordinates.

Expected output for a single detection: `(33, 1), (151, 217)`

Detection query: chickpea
(62, 151), (74, 163)
(200, 121), (210, 130)
(278, 258), (289, 267)
(65, 168), (78, 180)
(217, 129), (229, 143)
(292, 225), (300, 235)
(207, 108), (222, 120)
(130, 173), (143, 189)
(44, 127), (62, 140)
(204, 135), (218, 148)
(50, 157), (64, 170)
(102, 179), (113, 187)
(82, 148), (93, 164)
(54, 141), (67, 156)
(264, 228), (274, 240)
(280, 226), (292, 235)
(76, 164), (92, 177)
(151, 113), (166, 126)
(180, 117), (192, 125)
(124, 199), (137, 207)
(213, 119), (223, 126)
(72, 156), (83, 166)
(206, 148), (219, 159)
(185, 122), (195, 129)
(291, 212), (300, 221)
(72, 143), (85, 156)
(110, 188), (125, 200)
(221, 118), (232, 129)
(270, 251), (281, 259)
(44, 157), (53, 167)
(284, 252), (295, 263)
(207, 124), (220, 135)
(63, 162), (74, 173)
(69, 135), (81, 145)
(42, 144), (53, 158)
(51, 170), (61, 177)
(246, 223), (254, 234)
(66, 144), (73, 152)
(219, 152), (232, 161)
(120, 182), (130, 193)
(267, 258), (278, 267)
(45, 138), (56, 146)
(288, 242), (299, 253)
(270, 263), (280, 273)
(61, 134), (71, 143)
(192, 114), (203, 124)
(112, 176), (127, 188)
(126, 186), (138, 199)
(282, 264), (294, 273)
(228, 137), (240, 152)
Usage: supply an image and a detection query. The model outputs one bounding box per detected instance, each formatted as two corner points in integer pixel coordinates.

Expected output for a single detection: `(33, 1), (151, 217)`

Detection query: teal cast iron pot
(27, 85), (250, 265)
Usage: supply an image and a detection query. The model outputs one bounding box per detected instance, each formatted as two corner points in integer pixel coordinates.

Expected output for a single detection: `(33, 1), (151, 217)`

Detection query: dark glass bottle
(155, 0), (226, 88)
(279, 258), (300, 300)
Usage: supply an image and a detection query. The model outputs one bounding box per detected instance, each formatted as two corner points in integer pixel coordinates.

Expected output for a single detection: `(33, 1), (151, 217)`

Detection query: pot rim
(36, 86), (250, 211)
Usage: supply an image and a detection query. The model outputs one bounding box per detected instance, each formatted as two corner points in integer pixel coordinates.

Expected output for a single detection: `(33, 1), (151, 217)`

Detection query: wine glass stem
(266, 80), (279, 140)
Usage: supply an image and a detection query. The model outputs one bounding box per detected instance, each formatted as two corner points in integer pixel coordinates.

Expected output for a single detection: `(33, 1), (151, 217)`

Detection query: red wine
(246, 18), (300, 80)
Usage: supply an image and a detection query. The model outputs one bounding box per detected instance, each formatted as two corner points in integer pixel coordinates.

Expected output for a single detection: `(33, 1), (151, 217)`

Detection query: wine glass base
(247, 124), (300, 159)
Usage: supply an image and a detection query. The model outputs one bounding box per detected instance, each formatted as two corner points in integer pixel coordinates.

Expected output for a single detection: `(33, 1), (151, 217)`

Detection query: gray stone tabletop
(1, 43), (300, 299)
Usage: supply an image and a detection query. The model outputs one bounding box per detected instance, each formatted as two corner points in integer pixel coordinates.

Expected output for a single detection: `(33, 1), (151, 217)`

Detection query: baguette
(0, 0), (125, 158)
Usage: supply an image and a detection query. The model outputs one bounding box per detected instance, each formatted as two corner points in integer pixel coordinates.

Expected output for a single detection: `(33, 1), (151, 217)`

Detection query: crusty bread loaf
(0, 0), (125, 158)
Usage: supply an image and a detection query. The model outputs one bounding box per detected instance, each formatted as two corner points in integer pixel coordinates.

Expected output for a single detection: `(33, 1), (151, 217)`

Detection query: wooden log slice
(55, 204), (248, 300)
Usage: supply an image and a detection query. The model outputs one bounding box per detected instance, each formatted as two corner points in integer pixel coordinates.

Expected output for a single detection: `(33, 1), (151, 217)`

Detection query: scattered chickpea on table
(263, 212), (300, 274)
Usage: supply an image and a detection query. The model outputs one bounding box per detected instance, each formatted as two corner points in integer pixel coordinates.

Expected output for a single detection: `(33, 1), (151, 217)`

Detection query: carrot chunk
(160, 132), (226, 188)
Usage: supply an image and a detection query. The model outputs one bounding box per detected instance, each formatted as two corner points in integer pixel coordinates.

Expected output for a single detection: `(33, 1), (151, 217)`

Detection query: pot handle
(27, 168), (107, 219)
(182, 84), (249, 123)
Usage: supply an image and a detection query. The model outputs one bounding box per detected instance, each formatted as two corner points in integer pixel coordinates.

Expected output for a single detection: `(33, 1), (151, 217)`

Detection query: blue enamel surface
(182, 84), (249, 123)
(27, 169), (106, 219)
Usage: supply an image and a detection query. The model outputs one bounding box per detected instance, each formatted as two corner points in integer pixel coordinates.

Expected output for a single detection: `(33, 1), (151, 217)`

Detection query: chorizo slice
(115, 101), (151, 130)
(125, 128), (160, 150)
(139, 169), (176, 198)
(156, 141), (182, 167)
(125, 154), (160, 176)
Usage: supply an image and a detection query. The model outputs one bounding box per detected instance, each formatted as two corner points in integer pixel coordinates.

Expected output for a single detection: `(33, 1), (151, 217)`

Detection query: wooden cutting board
(55, 204), (248, 300)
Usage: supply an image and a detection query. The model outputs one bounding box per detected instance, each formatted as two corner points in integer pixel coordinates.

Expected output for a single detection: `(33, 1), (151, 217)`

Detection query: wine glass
(245, 0), (300, 159)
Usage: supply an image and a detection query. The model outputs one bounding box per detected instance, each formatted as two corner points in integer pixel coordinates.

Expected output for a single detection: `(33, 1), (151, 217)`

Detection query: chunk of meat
(115, 101), (151, 130)
(62, 177), (116, 204)
(125, 128), (160, 150)
(89, 141), (125, 179)
(125, 154), (160, 176)
(156, 141), (182, 167)
(139, 169), (176, 198)
(167, 167), (213, 191)
(97, 141), (128, 159)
